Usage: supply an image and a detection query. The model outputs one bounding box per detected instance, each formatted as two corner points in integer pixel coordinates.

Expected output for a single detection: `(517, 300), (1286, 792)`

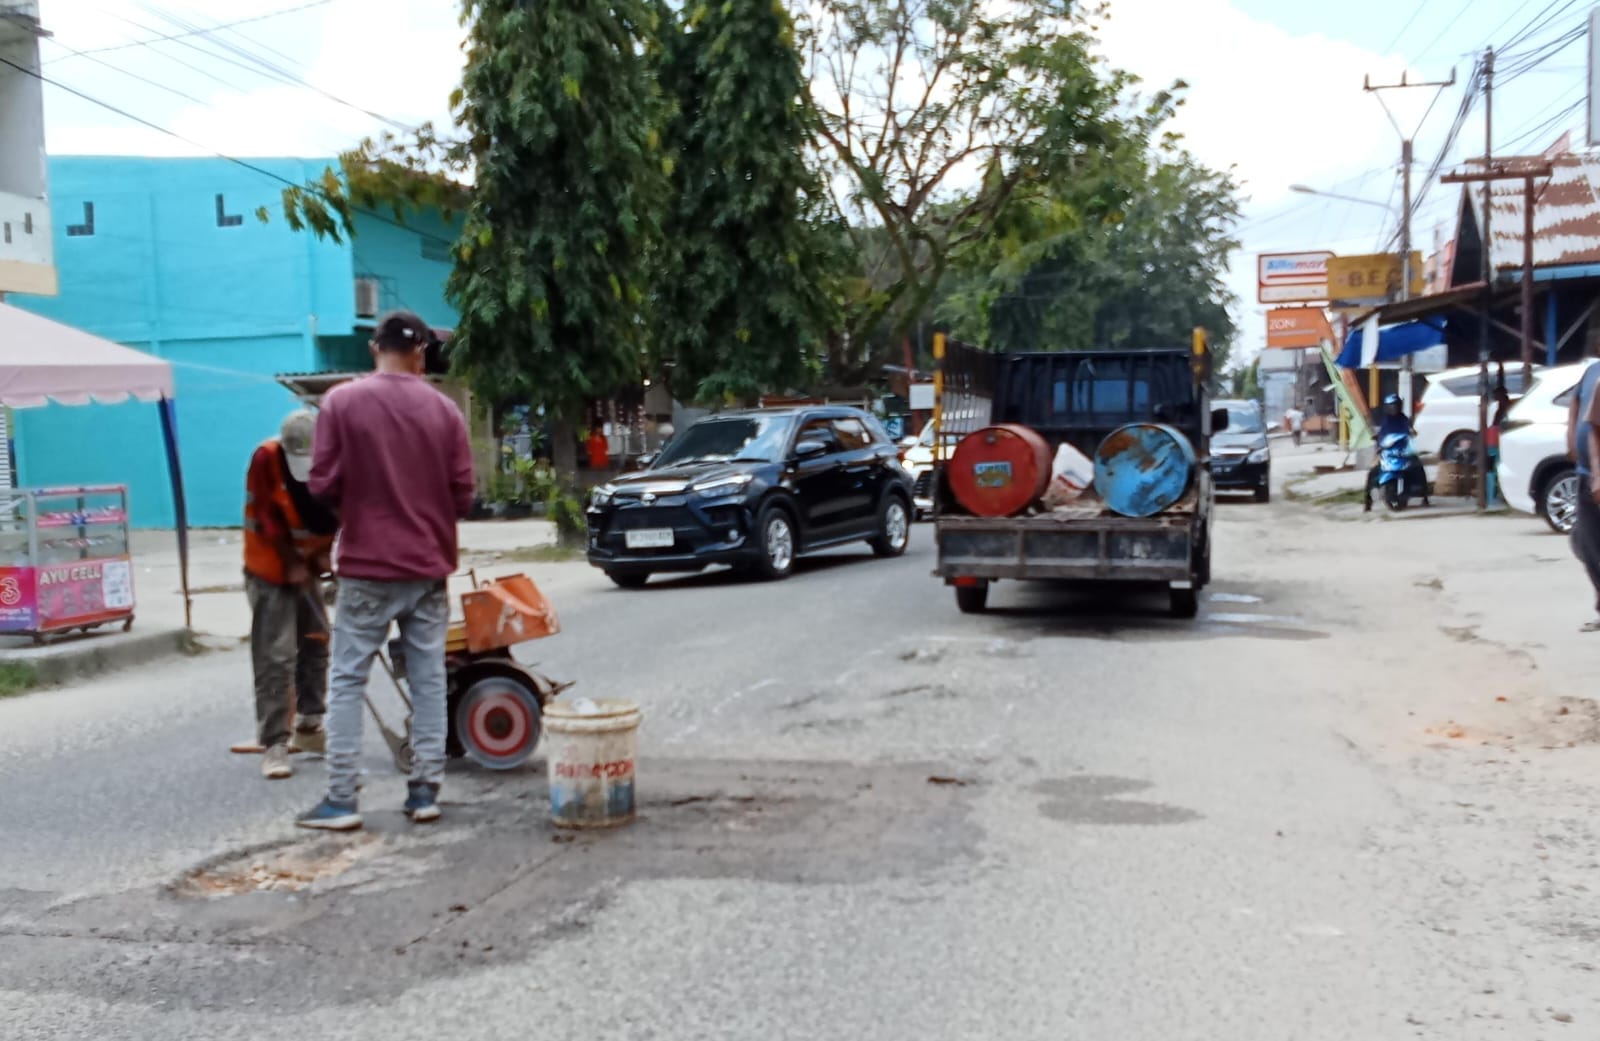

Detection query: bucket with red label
(544, 698), (641, 828)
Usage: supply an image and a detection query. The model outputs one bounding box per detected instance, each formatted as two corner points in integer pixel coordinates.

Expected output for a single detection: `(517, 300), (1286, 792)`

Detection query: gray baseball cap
(280, 409), (317, 483)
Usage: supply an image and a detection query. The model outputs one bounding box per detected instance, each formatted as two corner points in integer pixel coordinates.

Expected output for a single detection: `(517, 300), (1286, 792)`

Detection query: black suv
(1210, 398), (1271, 502)
(586, 407), (915, 587)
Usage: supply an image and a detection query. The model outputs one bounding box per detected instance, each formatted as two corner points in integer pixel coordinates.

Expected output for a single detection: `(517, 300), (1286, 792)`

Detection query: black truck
(931, 333), (1226, 618)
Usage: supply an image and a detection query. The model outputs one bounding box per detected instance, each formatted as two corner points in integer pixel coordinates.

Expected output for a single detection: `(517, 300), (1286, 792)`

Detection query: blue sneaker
(404, 781), (441, 823)
(295, 797), (362, 831)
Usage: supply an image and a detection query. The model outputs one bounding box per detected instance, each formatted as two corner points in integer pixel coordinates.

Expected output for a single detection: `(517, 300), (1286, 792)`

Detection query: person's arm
(1585, 387), (1600, 503)
(308, 396), (342, 507)
(247, 447), (308, 583)
(449, 406), (476, 520)
(1569, 390), (1582, 460)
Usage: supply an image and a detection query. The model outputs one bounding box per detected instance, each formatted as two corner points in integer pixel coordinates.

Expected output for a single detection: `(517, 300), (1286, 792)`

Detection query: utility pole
(1363, 68), (1457, 410)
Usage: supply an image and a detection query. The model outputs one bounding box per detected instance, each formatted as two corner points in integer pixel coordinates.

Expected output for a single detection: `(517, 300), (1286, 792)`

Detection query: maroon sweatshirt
(309, 373), (474, 582)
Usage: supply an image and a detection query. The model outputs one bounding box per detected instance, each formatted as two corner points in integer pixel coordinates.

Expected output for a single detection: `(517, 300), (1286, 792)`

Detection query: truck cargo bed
(934, 490), (1198, 582)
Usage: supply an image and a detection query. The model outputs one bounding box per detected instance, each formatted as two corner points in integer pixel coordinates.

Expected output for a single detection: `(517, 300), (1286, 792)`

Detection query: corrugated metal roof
(1475, 152), (1600, 271)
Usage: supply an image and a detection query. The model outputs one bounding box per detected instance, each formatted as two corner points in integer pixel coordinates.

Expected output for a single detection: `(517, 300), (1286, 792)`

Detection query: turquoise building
(8, 156), (460, 527)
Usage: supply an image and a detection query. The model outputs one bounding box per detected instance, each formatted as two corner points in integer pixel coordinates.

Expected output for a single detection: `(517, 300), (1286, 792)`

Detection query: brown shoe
(289, 728), (326, 756)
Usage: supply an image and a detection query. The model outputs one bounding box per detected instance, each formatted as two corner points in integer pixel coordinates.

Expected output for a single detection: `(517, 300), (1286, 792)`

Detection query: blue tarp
(1337, 319), (1446, 368)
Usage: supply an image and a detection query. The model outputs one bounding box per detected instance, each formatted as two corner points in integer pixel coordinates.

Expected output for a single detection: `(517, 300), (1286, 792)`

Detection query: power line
(1384, 0), (1435, 53)
(1414, 0), (1482, 61)
(45, 0), (334, 62)
(40, 35), (211, 106)
(82, 5), (413, 135)
(0, 53), (456, 249)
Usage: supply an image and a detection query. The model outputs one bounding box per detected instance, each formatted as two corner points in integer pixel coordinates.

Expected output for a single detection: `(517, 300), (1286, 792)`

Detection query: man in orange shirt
(243, 410), (339, 779)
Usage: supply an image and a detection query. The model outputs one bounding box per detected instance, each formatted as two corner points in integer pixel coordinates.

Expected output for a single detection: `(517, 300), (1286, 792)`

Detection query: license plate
(625, 528), (675, 549)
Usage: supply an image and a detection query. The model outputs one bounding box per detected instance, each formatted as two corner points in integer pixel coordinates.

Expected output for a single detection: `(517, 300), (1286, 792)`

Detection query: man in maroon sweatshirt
(297, 311), (474, 831)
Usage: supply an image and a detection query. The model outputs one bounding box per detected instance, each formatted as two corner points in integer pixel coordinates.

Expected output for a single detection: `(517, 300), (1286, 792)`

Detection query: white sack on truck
(1042, 441), (1094, 508)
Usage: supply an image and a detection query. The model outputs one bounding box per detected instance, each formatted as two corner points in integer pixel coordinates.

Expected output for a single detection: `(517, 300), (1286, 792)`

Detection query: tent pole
(157, 396), (192, 630)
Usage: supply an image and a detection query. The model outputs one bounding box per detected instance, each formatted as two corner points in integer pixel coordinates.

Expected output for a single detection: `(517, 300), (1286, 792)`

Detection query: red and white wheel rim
(457, 678), (540, 768)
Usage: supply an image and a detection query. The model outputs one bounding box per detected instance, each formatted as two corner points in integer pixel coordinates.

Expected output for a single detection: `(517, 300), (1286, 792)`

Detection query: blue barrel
(1093, 424), (1196, 517)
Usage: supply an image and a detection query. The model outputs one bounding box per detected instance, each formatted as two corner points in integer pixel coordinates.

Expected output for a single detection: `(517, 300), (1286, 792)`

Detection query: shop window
(215, 193), (242, 228)
(66, 202), (95, 237)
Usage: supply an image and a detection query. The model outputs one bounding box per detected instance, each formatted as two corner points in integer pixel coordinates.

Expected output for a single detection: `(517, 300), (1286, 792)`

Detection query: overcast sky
(33, 0), (1595, 365)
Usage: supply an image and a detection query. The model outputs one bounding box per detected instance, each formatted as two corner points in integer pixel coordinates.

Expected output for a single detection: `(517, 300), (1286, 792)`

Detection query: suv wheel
(954, 582), (989, 613)
(606, 571), (650, 589)
(1442, 430), (1478, 464)
(1542, 467), (1580, 534)
(751, 504), (797, 580)
(870, 495), (911, 557)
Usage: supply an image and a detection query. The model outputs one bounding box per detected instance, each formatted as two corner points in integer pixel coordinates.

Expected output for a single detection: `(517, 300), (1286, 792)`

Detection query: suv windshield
(653, 415), (795, 468)
(1220, 405), (1265, 434)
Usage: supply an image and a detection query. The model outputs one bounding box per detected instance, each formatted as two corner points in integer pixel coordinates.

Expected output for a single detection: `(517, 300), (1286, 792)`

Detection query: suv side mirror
(1211, 408), (1230, 432)
(795, 439), (828, 460)
(636, 452), (658, 469)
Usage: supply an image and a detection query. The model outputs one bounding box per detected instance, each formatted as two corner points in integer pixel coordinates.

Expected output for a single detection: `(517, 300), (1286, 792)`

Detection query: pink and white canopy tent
(0, 302), (193, 626)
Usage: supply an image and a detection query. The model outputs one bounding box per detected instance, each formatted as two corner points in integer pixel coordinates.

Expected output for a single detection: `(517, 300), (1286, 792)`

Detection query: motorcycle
(1376, 430), (1430, 511)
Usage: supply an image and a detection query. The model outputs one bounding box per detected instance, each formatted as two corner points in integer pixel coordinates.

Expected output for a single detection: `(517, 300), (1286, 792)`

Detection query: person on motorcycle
(1364, 393), (1431, 512)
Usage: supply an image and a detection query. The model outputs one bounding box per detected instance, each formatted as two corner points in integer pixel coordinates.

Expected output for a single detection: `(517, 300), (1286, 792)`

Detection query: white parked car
(1415, 363), (1539, 462)
(899, 424), (936, 518)
(898, 423), (962, 518)
(1497, 361), (1590, 533)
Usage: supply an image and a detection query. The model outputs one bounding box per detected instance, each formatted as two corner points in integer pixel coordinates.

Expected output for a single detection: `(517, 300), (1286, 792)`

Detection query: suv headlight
(691, 473), (754, 498)
(589, 484), (617, 508)
(1246, 446), (1270, 464)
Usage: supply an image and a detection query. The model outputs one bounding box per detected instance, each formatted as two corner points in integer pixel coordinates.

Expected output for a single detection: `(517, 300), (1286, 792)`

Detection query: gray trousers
(325, 577), (450, 803)
(1572, 477), (1600, 614)
(245, 574), (328, 748)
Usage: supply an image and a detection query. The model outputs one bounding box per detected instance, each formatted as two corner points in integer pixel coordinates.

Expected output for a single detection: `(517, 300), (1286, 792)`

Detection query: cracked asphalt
(3, 445), (1599, 1040)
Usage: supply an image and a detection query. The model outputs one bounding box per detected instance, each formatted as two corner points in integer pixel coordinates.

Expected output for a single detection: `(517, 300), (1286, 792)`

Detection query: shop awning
(0, 302), (190, 628)
(1338, 319), (1447, 369)
(0, 303), (175, 407)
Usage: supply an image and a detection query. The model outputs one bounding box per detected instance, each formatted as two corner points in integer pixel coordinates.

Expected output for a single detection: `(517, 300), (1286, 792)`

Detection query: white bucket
(544, 699), (641, 829)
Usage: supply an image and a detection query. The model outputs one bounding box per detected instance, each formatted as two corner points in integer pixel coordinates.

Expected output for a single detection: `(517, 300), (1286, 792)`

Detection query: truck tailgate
(934, 510), (1195, 582)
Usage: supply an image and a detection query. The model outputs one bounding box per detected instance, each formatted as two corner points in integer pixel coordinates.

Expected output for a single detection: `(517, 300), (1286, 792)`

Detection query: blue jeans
(324, 577), (450, 804)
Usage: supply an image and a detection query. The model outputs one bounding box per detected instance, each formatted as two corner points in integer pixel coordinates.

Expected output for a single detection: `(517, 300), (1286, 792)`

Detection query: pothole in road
(1032, 775), (1202, 826)
(176, 834), (383, 897)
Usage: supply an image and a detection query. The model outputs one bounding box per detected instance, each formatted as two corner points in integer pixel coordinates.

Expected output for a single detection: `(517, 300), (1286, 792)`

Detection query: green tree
(800, 0), (1131, 383)
(270, 1), (666, 471)
(449, 0), (666, 468)
(653, 0), (840, 404)
(1231, 358), (1262, 400)
(937, 114), (1241, 368)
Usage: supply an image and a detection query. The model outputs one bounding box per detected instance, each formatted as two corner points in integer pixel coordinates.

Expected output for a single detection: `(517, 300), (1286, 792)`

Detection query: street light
(1289, 184), (1392, 210)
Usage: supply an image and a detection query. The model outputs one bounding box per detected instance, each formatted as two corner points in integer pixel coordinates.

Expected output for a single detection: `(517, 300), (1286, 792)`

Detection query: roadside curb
(0, 628), (200, 692)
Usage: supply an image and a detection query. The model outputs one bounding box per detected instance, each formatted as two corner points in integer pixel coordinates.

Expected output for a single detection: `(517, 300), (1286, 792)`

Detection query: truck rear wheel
(1169, 586), (1198, 619)
(954, 583), (989, 614)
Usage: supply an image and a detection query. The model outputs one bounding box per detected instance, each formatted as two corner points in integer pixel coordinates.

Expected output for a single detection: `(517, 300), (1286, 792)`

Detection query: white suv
(1415, 364), (1538, 462)
(1497, 362), (1590, 533)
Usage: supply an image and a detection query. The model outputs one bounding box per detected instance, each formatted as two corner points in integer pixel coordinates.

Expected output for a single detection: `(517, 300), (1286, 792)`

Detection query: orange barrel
(948, 424), (1052, 517)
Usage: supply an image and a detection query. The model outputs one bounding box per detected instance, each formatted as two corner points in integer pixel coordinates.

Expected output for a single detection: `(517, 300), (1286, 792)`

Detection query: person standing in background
(296, 311), (475, 830)
(242, 410), (338, 780)
(1567, 353), (1600, 631)
(1283, 404), (1305, 447)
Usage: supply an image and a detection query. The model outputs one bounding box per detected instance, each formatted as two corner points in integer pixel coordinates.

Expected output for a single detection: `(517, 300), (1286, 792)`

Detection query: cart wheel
(454, 675), (542, 770)
(394, 740), (416, 776)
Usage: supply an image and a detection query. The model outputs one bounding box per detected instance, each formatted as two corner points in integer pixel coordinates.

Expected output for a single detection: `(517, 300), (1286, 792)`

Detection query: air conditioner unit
(354, 277), (380, 319)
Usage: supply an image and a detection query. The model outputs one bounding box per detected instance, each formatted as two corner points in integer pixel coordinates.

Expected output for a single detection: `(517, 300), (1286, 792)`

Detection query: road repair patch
(0, 758), (984, 1013)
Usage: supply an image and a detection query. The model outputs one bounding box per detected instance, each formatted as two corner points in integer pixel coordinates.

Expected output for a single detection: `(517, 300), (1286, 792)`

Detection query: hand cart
(307, 570), (571, 773)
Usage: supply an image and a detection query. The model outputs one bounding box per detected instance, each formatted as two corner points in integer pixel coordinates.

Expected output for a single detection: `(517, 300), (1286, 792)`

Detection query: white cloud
(1093, 0), (1443, 360)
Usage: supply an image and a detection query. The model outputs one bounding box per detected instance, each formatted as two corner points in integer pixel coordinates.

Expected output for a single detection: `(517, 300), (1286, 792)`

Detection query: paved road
(4, 456), (1598, 1039)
